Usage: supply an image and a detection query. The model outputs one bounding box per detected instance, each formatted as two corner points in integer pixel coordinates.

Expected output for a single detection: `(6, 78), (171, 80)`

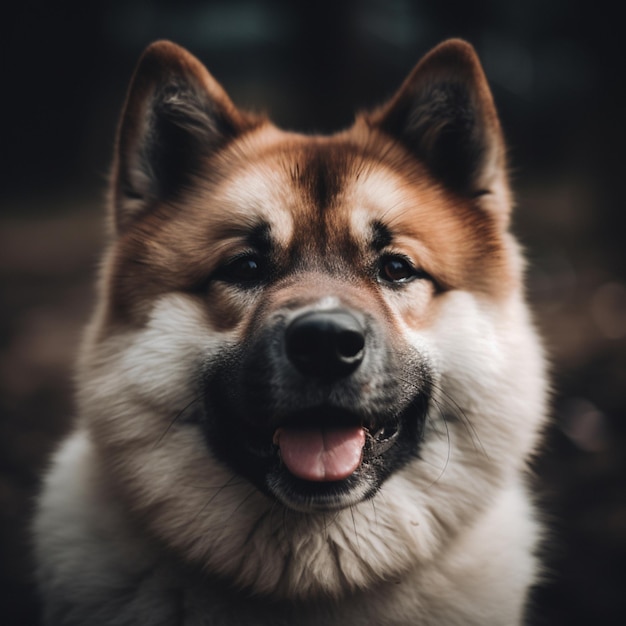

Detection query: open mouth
(203, 370), (430, 513)
(262, 407), (403, 511)
(273, 419), (400, 483)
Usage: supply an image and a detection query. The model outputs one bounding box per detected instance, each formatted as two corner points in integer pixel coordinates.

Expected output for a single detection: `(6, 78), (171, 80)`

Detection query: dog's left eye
(378, 256), (420, 283)
(217, 254), (266, 285)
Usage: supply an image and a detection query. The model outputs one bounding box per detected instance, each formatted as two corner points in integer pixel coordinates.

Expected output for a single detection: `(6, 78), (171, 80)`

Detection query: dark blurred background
(1, 1), (625, 624)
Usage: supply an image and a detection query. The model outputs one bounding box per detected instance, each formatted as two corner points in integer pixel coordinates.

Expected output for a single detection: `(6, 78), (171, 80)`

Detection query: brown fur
(105, 130), (512, 334)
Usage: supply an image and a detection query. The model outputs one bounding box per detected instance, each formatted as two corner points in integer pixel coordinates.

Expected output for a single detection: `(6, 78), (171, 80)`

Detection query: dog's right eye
(216, 254), (266, 286)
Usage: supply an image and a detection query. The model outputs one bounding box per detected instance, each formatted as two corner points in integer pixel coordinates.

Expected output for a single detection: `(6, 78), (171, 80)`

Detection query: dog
(33, 39), (548, 625)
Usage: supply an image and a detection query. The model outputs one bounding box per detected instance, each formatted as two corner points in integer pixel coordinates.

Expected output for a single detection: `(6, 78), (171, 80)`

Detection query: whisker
(349, 505), (362, 554)
(422, 396), (452, 490)
(369, 497), (379, 528)
(152, 394), (202, 450)
(243, 508), (272, 548)
(428, 381), (489, 460)
(323, 509), (343, 532)
(191, 474), (241, 523)
(392, 369), (488, 460)
(230, 487), (259, 516)
(179, 478), (247, 491)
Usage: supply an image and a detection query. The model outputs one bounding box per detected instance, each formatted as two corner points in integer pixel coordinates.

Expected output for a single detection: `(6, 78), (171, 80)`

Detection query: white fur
(35, 428), (540, 625)
(35, 276), (546, 624)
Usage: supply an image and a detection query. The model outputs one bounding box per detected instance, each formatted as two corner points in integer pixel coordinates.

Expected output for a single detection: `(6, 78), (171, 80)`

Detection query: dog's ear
(111, 41), (261, 232)
(366, 39), (507, 205)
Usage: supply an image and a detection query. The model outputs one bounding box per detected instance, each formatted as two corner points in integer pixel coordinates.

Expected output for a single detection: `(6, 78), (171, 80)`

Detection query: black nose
(285, 310), (366, 379)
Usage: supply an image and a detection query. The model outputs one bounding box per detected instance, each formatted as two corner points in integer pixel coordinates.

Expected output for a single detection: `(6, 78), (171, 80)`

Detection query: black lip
(266, 471), (373, 512)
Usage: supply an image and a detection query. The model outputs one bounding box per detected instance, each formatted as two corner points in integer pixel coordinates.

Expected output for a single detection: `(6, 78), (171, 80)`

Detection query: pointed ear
(111, 40), (261, 232)
(366, 39), (506, 201)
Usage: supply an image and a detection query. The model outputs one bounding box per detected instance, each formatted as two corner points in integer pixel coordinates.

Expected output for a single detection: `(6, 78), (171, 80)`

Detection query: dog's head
(78, 40), (546, 598)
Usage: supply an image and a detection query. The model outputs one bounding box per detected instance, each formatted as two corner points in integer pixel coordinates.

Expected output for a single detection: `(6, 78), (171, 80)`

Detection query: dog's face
(197, 145), (443, 513)
(78, 40), (546, 598)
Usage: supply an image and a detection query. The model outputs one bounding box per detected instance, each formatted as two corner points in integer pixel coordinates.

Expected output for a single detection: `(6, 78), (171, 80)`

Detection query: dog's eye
(217, 254), (265, 286)
(378, 256), (421, 284)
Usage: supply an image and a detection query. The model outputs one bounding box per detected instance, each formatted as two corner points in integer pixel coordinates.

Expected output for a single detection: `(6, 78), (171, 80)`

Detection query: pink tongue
(275, 426), (366, 482)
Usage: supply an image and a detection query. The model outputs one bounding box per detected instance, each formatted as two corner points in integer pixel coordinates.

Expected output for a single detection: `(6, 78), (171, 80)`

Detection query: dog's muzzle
(201, 302), (430, 512)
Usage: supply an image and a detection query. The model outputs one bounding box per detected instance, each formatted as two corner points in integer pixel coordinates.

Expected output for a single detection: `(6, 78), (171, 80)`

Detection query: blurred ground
(1, 1), (625, 624)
